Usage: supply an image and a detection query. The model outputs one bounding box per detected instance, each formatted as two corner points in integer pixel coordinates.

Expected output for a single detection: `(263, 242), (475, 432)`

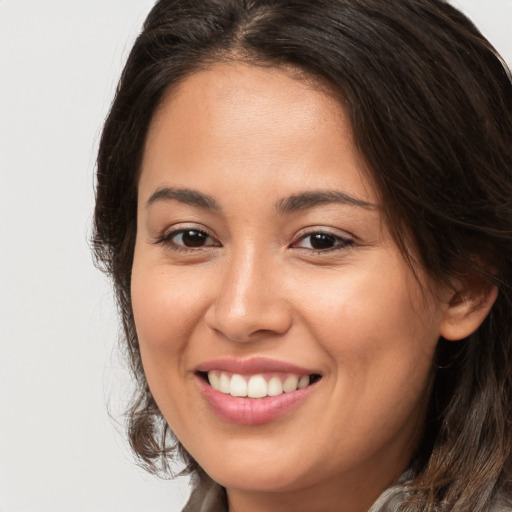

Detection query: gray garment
(180, 475), (413, 512)
(182, 472), (512, 512)
(182, 477), (227, 512)
(370, 483), (512, 512)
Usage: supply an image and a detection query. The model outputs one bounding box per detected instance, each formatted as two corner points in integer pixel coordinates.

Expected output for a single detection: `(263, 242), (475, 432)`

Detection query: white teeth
(208, 371), (220, 391)
(206, 371), (313, 398)
(229, 374), (248, 397)
(298, 375), (310, 389)
(267, 376), (283, 396)
(247, 375), (267, 398)
(219, 372), (230, 394)
(283, 375), (299, 393)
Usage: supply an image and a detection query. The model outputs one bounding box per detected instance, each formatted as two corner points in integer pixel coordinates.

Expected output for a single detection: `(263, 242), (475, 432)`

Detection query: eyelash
(154, 227), (354, 255)
(154, 228), (219, 253)
(291, 231), (354, 254)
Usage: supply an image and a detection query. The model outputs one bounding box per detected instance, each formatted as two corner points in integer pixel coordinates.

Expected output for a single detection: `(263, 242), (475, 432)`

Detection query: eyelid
(152, 223), (221, 249)
(290, 227), (355, 252)
(292, 225), (354, 242)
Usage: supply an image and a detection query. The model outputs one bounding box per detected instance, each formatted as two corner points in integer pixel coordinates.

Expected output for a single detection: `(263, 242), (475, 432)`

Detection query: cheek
(299, 266), (437, 349)
(130, 257), (210, 421)
(295, 262), (440, 409)
(131, 261), (207, 355)
(130, 256), (214, 419)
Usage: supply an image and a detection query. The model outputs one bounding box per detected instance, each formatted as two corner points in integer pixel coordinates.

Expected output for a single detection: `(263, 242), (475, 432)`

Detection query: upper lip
(196, 357), (317, 376)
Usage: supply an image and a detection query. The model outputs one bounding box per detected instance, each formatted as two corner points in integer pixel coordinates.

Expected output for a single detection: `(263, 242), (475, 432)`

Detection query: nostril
(203, 282), (293, 343)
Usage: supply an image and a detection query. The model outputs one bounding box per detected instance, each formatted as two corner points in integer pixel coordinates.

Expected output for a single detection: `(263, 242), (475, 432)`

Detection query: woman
(93, 0), (512, 510)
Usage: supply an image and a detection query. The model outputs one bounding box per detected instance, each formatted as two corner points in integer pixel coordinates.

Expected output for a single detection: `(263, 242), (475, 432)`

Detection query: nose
(204, 248), (292, 343)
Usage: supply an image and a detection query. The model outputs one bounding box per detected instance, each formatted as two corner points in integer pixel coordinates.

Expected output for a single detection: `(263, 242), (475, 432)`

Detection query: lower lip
(197, 375), (317, 425)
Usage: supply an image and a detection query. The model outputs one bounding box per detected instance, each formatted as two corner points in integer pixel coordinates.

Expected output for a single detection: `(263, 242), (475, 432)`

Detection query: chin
(206, 464), (310, 493)
(190, 439), (323, 494)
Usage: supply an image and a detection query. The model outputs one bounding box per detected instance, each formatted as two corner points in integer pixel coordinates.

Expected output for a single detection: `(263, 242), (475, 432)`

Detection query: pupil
(310, 233), (335, 250)
(182, 230), (206, 247)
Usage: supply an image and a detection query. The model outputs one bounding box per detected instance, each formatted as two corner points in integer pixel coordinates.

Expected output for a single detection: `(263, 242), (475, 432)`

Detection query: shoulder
(368, 476), (512, 512)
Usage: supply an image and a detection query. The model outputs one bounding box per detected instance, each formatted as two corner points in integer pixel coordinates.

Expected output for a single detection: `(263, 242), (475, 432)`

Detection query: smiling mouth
(198, 371), (322, 399)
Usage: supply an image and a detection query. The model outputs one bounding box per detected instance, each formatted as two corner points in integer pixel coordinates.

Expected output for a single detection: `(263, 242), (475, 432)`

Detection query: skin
(131, 63), (494, 512)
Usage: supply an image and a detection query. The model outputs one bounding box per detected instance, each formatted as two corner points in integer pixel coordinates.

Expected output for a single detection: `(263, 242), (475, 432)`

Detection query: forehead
(151, 62), (344, 135)
(140, 62), (375, 205)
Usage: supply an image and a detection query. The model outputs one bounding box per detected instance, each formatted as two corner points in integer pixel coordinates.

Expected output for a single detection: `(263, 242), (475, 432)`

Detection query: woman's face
(132, 63), (451, 508)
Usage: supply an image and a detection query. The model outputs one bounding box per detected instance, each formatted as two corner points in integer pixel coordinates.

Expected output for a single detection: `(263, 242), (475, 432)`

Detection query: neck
(225, 459), (408, 512)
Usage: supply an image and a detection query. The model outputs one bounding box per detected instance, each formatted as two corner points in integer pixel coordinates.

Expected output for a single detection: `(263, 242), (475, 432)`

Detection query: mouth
(198, 371), (322, 399)
(195, 358), (322, 424)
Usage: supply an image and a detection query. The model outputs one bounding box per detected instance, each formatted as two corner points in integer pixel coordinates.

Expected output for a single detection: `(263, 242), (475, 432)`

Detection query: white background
(0, 1), (510, 511)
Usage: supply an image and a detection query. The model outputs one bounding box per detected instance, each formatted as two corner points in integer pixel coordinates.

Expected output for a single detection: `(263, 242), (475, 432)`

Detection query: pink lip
(195, 358), (320, 425)
(197, 377), (317, 425)
(196, 357), (315, 376)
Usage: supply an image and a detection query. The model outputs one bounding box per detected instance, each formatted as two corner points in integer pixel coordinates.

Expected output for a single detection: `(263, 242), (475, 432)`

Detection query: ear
(440, 276), (498, 341)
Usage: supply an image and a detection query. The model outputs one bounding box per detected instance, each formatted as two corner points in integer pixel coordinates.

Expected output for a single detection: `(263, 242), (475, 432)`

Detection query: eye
(173, 229), (212, 247)
(292, 231), (353, 252)
(158, 228), (219, 250)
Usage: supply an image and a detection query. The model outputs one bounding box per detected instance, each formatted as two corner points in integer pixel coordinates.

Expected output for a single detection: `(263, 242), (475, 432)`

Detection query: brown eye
(165, 229), (217, 248)
(293, 232), (353, 252)
(180, 230), (209, 247)
(308, 233), (337, 250)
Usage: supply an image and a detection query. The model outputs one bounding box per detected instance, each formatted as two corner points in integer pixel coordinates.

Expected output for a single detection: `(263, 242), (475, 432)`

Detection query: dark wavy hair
(93, 0), (512, 509)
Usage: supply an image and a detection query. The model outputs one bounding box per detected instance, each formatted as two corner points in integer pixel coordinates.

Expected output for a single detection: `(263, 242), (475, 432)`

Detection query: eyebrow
(146, 187), (220, 211)
(275, 190), (376, 213)
(146, 186), (375, 214)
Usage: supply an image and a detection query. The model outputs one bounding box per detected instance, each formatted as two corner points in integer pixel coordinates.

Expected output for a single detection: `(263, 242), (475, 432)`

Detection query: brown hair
(93, 1), (512, 509)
